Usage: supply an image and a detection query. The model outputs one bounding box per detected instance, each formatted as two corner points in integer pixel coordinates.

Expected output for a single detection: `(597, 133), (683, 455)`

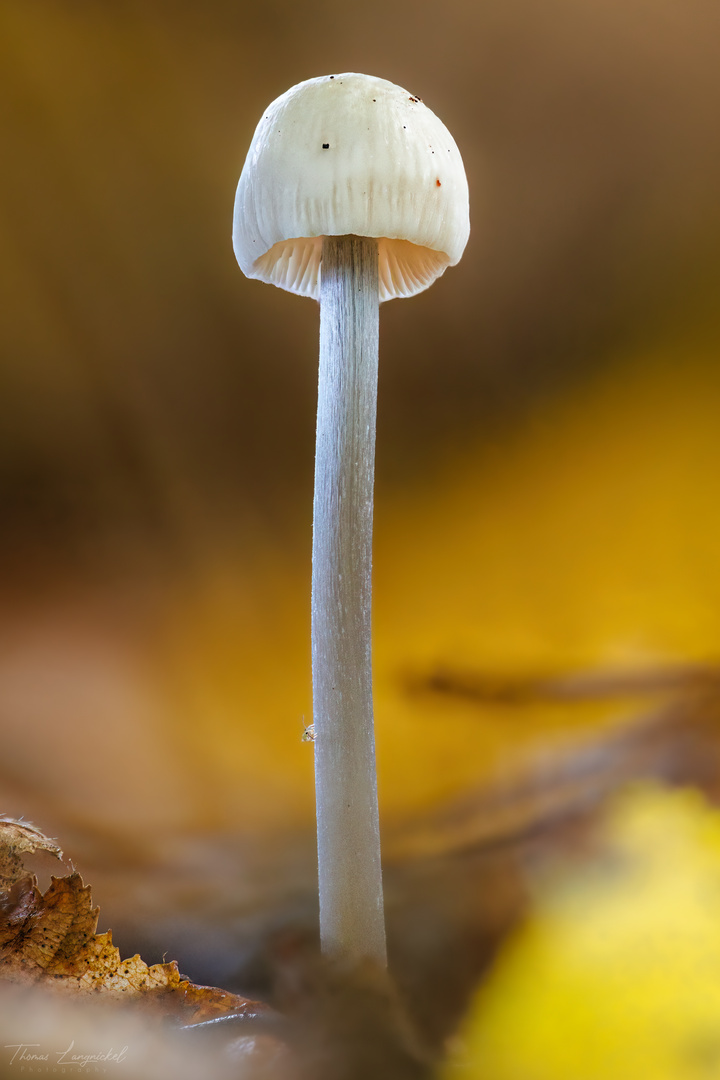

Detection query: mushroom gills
(254, 236), (452, 301)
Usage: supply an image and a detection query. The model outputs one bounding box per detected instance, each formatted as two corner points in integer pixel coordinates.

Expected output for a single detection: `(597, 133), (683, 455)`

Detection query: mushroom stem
(312, 234), (386, 966)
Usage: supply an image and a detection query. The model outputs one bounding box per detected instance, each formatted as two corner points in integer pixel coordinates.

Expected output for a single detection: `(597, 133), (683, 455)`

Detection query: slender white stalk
(312, 234), (386, 966)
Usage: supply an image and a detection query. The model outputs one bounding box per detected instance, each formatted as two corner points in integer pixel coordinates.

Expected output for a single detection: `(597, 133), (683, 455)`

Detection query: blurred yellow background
(1, 0), (720, 998)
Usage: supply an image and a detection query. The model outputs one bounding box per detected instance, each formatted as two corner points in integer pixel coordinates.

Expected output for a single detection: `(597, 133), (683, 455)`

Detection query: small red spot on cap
(436, 179), (442, 187)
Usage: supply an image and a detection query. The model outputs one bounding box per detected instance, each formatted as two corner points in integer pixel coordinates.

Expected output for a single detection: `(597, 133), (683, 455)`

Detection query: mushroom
(233, 72), (469, 966)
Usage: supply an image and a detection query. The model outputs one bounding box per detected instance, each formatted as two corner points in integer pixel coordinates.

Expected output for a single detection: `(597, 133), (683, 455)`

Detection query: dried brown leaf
(0, 827), (268, 1027)
(0, 815), (62, 890)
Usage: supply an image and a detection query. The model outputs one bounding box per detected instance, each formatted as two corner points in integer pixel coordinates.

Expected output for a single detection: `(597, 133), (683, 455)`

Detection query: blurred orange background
(1, 0), (720, 991)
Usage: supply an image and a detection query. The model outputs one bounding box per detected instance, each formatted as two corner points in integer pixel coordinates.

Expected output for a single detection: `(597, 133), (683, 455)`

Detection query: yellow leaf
(445, 784), (720, 1080)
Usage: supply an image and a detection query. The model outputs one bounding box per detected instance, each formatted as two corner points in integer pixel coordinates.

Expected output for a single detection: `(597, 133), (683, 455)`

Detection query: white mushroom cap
(233, 73), (470, 302)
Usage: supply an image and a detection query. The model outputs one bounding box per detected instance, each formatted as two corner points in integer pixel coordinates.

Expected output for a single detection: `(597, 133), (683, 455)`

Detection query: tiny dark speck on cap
(322, 143), (330, 149)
